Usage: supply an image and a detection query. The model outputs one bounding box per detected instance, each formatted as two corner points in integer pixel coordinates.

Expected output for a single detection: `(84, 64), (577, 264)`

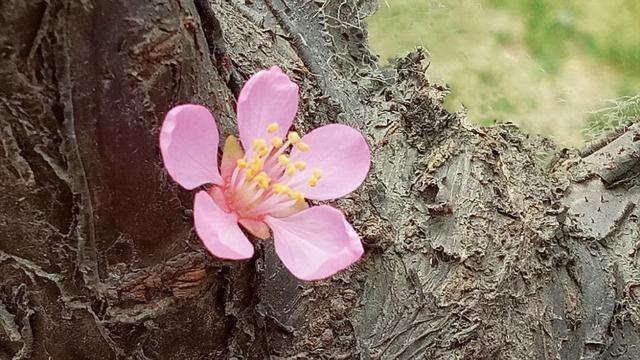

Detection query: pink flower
(159, 66), (370, 281)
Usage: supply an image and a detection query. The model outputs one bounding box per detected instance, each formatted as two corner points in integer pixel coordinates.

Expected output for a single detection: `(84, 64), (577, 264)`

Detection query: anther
(271, 137), (283, 148)
(252, 138), (267, 150)
(236, 159), (247, 168)
(296, 142), (310, 152)
(267, 123), (279, 133)
(308, 169), (322, 187)
(254, 172), (271, 189)
(273, 183), (289, 194)
(287, 131), (301, 144)
(288, 190), (305, 203)
(249, 157), (264, 174)
(286, 164), (296, 176)
(278, 155), (290, 166)
(294, 161), (306, 171)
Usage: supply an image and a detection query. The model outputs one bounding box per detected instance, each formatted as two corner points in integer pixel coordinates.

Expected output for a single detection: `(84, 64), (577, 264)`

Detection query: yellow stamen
(278, 155), (290, 166)
(247, 157), (264, 178)
(236, 159), (247, 168)
(271, 137), (283, 148)
(294, 161), (306, 171)
(250, 157), (263, 169)
(296, 142), (310, 152)
(267, 123), (279, 133)
(252, 138), (267, 150)
(288, 190), (305, 203)
(287, 131), (301, 144)
(254, 172), (271, 189)
(286, 164), (296, 176)
(273, 183), (289, 194)
(308, 169), (322, 187)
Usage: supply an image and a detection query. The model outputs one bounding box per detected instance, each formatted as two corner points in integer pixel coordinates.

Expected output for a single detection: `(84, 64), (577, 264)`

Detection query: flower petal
(238, 218), (271, 240)
(237, 66), (299, 151)
(289, 124), (370, 200)
(194, 191), (254, 260)
(265, 205), (364, 281)
(160, 104), (223, 189)
(220, 135), (244, 181)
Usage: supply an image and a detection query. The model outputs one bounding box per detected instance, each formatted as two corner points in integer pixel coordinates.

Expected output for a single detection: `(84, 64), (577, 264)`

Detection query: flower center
(222, 123), (322, 219)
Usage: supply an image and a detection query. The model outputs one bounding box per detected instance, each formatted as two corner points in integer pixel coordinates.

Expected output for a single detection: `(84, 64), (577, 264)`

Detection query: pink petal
(193, 191), (254, 260)
(265, 205), (364, 281)
(237, 66), (299, 151)
(289, 124), (370, 200)
(160, 104), (223, 189)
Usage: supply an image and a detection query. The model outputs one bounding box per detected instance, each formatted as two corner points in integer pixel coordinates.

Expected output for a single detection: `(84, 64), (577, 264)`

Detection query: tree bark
(1, 0), (639, 359)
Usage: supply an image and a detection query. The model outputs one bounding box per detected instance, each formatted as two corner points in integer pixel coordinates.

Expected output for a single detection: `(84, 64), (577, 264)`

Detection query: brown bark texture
(1, 0), (640, 359)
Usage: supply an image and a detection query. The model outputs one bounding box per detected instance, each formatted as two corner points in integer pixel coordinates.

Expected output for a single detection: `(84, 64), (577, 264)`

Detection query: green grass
(368, 0), (640, 144)
(496, 0), (580, 73)
(584, 95), (640, 141)
(488, 0), (640, 77)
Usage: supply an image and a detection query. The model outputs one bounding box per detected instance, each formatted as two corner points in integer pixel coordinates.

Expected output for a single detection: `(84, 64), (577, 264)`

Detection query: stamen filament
(243, 194), (297, 217)
(230, 166), (241, 187)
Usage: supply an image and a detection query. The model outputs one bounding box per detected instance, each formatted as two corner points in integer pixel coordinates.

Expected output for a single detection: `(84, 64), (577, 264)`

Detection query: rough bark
(1, 0), (639, 359)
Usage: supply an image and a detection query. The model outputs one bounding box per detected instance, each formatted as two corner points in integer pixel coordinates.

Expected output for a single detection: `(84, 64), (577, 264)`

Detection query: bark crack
(193, 0), (243, 96)
(263, 0), (324, 80)
(53, 0), (100, 292)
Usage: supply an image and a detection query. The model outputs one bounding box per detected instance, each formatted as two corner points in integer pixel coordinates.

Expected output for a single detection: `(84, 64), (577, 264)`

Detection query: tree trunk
(2, 0), (639, 359)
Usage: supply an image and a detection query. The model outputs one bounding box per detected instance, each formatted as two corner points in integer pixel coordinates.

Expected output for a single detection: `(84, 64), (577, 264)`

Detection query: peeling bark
(1, 0), (640, 359)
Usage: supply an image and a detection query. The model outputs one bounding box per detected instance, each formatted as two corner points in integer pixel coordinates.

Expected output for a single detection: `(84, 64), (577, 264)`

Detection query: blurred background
(368, 0), (640, 145)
